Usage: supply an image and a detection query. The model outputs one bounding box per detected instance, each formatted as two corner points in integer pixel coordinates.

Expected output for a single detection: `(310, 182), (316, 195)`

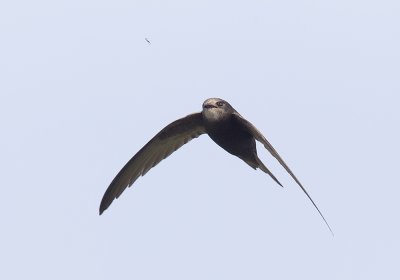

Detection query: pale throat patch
(203, 108), (223, 122)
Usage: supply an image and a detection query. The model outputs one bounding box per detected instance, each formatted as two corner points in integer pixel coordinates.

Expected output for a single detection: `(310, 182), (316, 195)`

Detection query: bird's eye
(216, 101), (224, 107)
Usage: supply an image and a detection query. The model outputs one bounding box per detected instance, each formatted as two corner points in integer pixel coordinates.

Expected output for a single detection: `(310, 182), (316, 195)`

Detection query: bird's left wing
(232, 112), (333, 234)
(99, 112), (205, 214)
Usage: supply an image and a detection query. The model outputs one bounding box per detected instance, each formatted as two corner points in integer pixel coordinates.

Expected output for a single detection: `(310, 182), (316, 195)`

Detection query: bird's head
(202, 98), (234, 122)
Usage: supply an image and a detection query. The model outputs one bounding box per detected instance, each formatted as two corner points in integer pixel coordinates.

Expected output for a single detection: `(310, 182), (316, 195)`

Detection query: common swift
(99, 98), (332, 234)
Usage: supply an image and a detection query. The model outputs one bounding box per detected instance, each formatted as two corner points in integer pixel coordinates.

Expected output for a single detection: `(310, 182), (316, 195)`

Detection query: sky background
(1, 1), (400, 279)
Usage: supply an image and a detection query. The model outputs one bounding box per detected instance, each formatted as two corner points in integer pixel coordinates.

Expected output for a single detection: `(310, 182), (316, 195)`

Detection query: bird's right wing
(99, 112), (205, 214)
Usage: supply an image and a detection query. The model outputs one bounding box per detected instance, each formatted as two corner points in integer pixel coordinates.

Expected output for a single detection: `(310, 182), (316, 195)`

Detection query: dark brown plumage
(99, 98), (332, 234)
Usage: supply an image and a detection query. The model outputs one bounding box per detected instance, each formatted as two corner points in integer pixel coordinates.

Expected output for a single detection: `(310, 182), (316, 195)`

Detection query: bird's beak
(203, 104), (217, 109)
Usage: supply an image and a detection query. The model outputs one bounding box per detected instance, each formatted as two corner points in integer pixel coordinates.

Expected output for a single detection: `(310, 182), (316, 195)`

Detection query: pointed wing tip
(99, 205), (106, 215)
(325, 220), (335, 236)
(99, 197), (113, 216)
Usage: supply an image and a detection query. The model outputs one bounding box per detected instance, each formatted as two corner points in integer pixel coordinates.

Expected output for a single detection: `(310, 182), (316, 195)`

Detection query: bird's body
(205, 114), (259, 170)
(99, 98), (332, 234)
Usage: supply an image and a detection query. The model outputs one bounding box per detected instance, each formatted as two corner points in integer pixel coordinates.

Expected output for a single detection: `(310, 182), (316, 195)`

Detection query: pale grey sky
(1, 1), (400, 279)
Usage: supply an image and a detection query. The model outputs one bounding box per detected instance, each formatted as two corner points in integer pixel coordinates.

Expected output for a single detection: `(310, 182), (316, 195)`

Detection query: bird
(99, 98), (333, 234)
(145, 38), (151, 44)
